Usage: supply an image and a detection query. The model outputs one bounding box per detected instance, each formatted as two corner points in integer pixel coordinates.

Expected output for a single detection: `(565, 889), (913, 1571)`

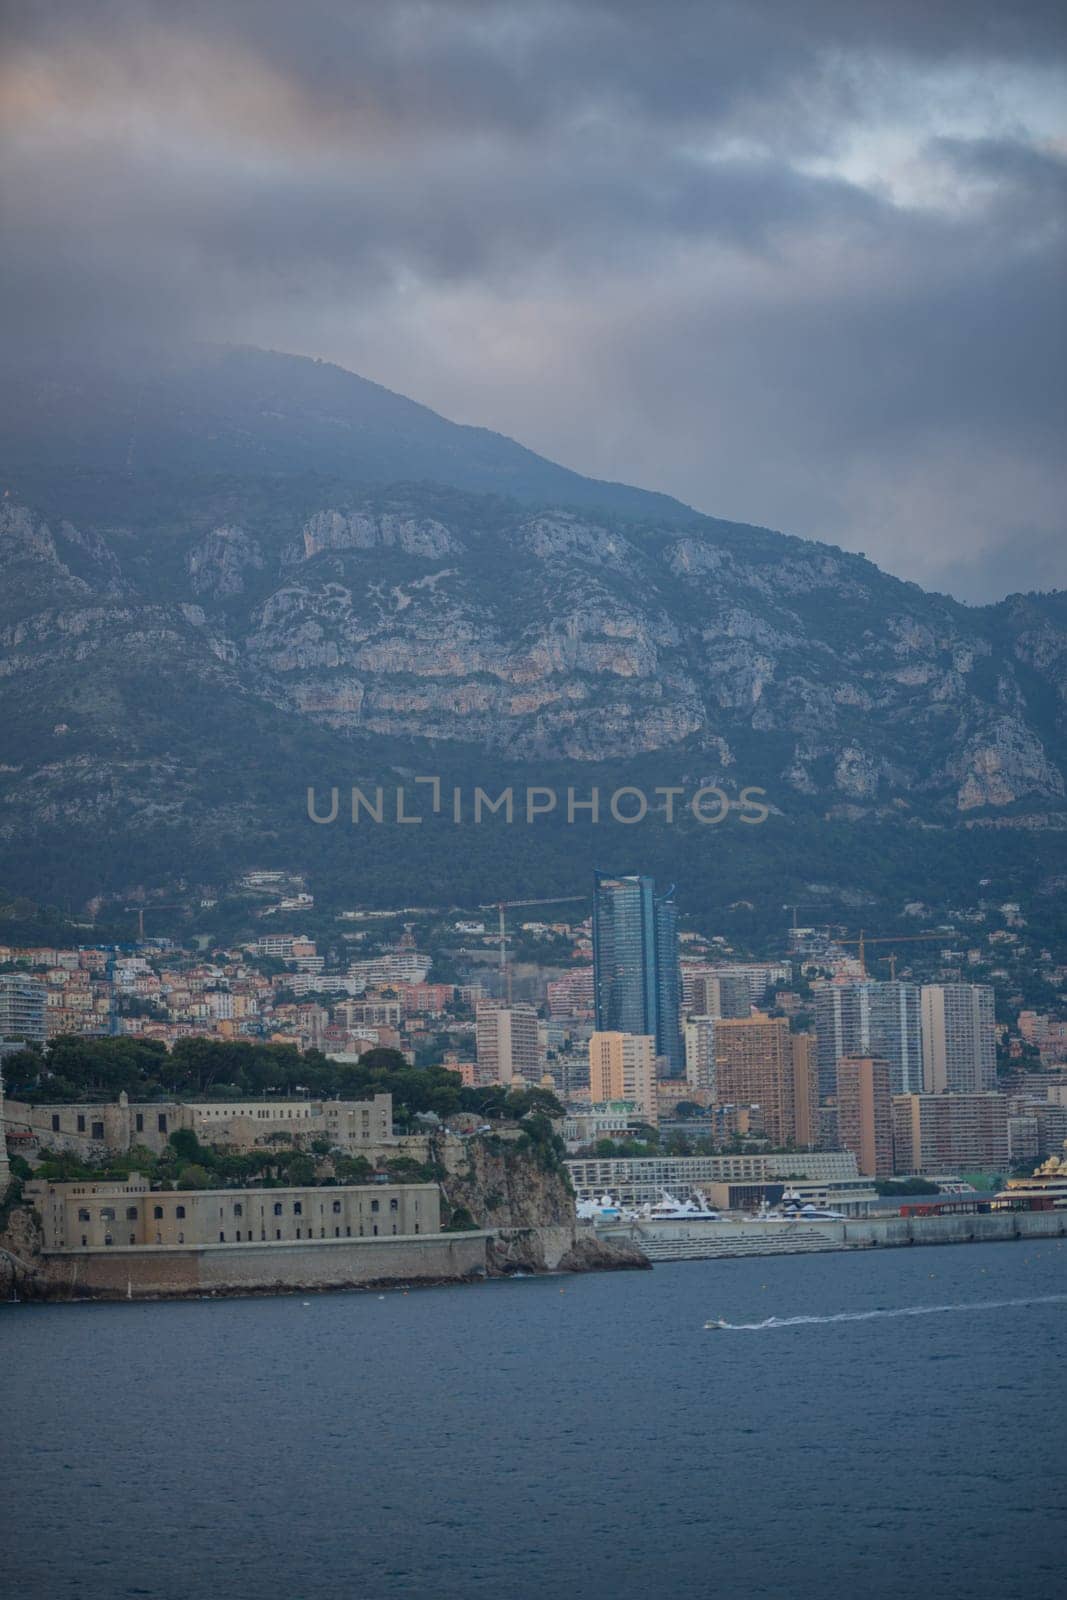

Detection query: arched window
(273, 1202), (283, 1216)
(233, 1203), (243, 1217)
(293, 1202), (303, 1216)
(176, 1206), (186, 1220)
(153, 1205), (163, 1220)
(104, 1233), (113, 1246)
(332, 1200), (342, 1214)
(389, 1198), (399, 1212)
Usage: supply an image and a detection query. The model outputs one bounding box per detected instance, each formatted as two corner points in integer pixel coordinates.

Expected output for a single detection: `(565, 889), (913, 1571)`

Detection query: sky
(1, 0), (1065, 602)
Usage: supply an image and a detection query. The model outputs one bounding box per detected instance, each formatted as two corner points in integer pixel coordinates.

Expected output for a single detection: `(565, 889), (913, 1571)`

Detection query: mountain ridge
(0, 345), (1063, 914)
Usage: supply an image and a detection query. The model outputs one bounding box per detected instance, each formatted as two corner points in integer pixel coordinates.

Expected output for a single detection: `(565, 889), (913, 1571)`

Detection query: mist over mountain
(0, 345), (687, 521)
(1, 344), (1064, 920)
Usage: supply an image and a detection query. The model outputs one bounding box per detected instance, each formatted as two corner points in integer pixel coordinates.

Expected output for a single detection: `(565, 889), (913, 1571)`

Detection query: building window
(178, 1232), (184, 1244)
(414, 1224), (420, 1234)
(235, 1231), (240, 1241)
(81, 1235), (87, 1246)
(392, 1225), (397, 1235)
(176, 1206), (186, 1220)
(233, 1203), (243, 1217)
(273, 1202), (283, 1216)
(52, 1114), (60, 1132)
(371, 1199), (380, 1213)
(129, 1233), (135, 1244)
(219, 1232), (225, 1243)
(100, 1207), (115, 1222)
(389, 1198), (399, 1212)
(136, 1113), (144, 1133)
(77, 1115), (86, 1133)
(78, 1208), (90, 1222)
(293, 1202), (303, 1216)
(92, 1122), (105, 1141)
(158, 1114), (168, 1133)
(332, 1200), (341, 1214)
(153, 1205), (163, 1220)
(104, 1233), (113, 1246)
(275, 1229), (281, 1240)
(334, 1227), (340, 1238)
(372, 1225), (378, 1236)
(346, 1227), (351, 1237)
(155, 1233), (161, 1244)
(295, 1228), (301, 1239)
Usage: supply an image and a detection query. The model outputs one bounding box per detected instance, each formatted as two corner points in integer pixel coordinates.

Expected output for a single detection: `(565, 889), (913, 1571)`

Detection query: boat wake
(713, 1293), (1067, 1331)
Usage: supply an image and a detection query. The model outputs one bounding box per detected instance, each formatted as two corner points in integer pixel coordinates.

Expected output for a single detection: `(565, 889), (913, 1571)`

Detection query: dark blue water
(4, 1241), (1065, 1600)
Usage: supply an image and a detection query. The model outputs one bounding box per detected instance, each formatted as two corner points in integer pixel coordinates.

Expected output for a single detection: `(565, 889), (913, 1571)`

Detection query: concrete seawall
(40, 1230), (496, 1299)
(599, 1210), (1067, 1263)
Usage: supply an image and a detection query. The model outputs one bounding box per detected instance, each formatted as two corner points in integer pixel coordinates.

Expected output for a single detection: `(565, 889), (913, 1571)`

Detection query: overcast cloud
(1, 0), (1064, 600)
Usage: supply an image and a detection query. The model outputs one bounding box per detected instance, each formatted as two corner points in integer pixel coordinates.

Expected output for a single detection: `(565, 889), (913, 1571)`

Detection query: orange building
(836, 1055), (893, 1177)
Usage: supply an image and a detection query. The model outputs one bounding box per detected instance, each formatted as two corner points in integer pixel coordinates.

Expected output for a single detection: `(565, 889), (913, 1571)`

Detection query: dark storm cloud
(1, 0), (1064, 599)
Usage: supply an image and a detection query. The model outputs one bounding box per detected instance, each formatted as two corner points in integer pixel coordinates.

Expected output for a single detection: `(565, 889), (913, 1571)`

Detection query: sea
(4, 1239), (1065, 1600)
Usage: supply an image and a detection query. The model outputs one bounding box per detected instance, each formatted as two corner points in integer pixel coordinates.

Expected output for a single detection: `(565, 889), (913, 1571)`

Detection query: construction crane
(835, 929), (951, 978)
(477, 896), (587, 1002)
(123, 903), (183, 941)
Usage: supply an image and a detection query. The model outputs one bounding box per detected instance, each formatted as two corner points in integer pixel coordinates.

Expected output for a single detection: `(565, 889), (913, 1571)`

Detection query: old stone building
(6, 1091), (396, 1158)
(26, 1174), (439, 1251)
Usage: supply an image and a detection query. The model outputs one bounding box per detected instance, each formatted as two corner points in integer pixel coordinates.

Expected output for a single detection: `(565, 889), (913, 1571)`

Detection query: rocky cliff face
(434, 1134), (648, 1275)
(1, 487), (1064, 840)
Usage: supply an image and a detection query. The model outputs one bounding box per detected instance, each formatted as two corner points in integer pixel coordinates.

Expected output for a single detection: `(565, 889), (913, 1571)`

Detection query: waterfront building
(475, 1001), (542, 1085)
(26, 1174), (440, 1251)
(592, 872), (683, 1076)
(565, 1150), (872, 1211)
(835, 1056), (894, 1178)
(891, 1092), (1009, 1174)
(588, 1032), (657, 1123)
(920, 984), (996, 1093)
(0, 974), (47, 1047)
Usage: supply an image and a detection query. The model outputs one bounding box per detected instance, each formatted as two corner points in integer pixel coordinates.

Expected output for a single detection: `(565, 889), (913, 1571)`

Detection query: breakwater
(596, 1208), (1067, 1263)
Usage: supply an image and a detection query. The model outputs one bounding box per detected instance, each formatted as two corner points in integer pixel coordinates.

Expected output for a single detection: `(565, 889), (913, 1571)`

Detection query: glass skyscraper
(592, 872), (683, 1077)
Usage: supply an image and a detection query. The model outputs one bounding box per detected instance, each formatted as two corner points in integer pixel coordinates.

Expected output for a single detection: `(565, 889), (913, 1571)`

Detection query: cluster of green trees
(24, 1124), (442, 1193)
(5, 1036), (563, 1126)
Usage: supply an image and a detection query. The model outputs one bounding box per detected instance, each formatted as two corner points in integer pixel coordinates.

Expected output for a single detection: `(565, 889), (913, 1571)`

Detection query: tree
(168, 1127), (204, 1164)
(176, 1164), (212, 1190)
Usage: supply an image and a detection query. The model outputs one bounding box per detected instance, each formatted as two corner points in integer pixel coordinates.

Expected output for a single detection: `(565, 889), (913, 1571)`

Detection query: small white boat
(704, 1318), (728, 1331)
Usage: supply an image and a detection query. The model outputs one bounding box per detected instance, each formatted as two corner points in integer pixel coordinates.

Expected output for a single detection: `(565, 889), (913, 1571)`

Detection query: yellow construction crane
(836, 929), (950, 978)
(477, 896), (587, 1002)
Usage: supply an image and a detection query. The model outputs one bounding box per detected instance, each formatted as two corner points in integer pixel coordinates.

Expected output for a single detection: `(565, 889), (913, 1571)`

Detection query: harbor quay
(593, 1207), (1067, 1263)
